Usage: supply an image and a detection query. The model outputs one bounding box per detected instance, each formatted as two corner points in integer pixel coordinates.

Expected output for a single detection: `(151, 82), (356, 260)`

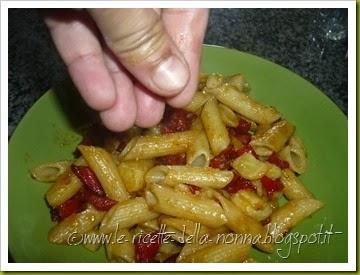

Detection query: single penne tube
(118, 159), (154, 192)
(159, 216), (211, 237)
(82, 228), (102, 252)
(278, 135), (307, 174)
(119, 130), (197, 161)
(78, 145), (129, 202)
(232, 152), (269, 180)
(267, 198), (324, 239)
(148, 183), (227, 228)
(177, 235), (219, 262)
(265, 164), (282, 180)
(163, 225), (188, 243)
(31, 161), (71, 182)
(106, 228), (135, 263)
(231, 190), (273, 221)
(198, 73), (208, 90)
(145, 165), (233, 189)
(201, 97), (230, 155)
(100, 197), (158, 234)
(143, 125), (161, 136)
(191, 117), (204, 131)
(183, 91), (211, 112)
(280, 169), (314, 200)
(186, 131), (211, 167)
(209, 84), (280, 124)
(208, 225), (231, 237)
(48, 204), (105, 244)
(254, 123), (271, 138)
(214, 192), (273, 253)
(250, 120), (295, 156)
(227, 73), (250, 93)
(206, 73), (224, 89)
(139, 218), (160, 231)
(218, 103), (239, 127)
(46, 171), (82, 207)
(156, 242), (182, 262)
(181, 235), (251, 263)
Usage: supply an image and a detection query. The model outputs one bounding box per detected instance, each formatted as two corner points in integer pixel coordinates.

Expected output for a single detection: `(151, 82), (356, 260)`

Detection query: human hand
(45, 8), (209, 131)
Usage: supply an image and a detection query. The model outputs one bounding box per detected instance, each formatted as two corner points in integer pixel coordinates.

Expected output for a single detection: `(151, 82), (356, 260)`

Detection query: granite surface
(8, 8), (348, 136)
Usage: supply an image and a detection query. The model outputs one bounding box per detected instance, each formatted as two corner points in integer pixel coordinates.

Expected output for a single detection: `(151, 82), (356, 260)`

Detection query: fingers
(100, 50), (137, 132)
(133, 83), (165, 128)
(162, 9), (209, 108)
(88, 8), (190, 98)
(44, 10), (117, 111)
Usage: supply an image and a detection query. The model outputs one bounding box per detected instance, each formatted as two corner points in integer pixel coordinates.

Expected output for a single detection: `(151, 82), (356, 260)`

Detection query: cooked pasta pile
(31, 72), (323, 263)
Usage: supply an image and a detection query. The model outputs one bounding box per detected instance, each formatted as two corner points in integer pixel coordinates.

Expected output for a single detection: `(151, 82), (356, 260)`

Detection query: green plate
(9, 45), (348, 263)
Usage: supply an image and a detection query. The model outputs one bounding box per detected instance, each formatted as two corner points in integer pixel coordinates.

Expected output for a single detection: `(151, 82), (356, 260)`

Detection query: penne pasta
(201, 97), (230, 155)
(119, 131), (197, 161)
(159, 216), (211, 237)
(180, 234), (251, 263)
(148, 183), (227, 228)
(231, 190), (273, 221)
(106, 228), (135, 262)
(184, 91), (211, 113)
(31, 161), (70, 182)
(145, 165), (233, 189)
(143, 125), (161, 136)
(281, 169), (313, 200)
(78, 145), (129, 202)
(209, 84), (280, 124)
(267, 198), (324, 239)
(139, 218), (160, 231)
(265, 164), (282, 180)
(82, 229), (102, 252)
(186, 131), (211, 167)
(227, 73), (250, 93)
(198, 73), (208, 90)
(278, 136), (307, 174)
(206, 73), (224, 89)
(46, 170), (82, 207)
(118, 159), (154, 193)
(232, 152), (269, 180)
(33, 71), (322, 263)
(100, 197), (158, 234)
(214, 192), (273, 253)
(218, 103), (239, 127)
(250, 120), (295, 156)
(156, 242), (182, 262)
(48, 204), (105, 244)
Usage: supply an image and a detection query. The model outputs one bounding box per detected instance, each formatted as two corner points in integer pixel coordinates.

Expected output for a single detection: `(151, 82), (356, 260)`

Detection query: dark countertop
(8, 8), (348, 136)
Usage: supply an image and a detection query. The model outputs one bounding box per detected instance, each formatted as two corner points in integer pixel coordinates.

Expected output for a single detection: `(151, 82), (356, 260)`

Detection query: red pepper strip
(56, 193), (84, 220)
(187, 184), (201, 194)
(235, 119), (251, 134)
(229, 119), (252, 144)
(268, 153), (290, 169)
(236, 133), (252, 144)
(260, 176), (284, 198)
(209, 145), (238, 170)
(161, 108), (196, 134)
(223, 173), (256, 194)
(71, 165), (104, 196)
(155, 153), (186, 166)
(83, 189), (117, 211)
(210, 145), (258, 170)
(135, 232), (162, 263)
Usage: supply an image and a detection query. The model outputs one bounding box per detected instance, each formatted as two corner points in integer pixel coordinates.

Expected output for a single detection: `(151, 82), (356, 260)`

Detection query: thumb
(88, 8), (190, 97)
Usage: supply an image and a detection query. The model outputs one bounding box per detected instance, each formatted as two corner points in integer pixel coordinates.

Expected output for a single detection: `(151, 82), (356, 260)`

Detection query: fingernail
(152, 55), (189, 95)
